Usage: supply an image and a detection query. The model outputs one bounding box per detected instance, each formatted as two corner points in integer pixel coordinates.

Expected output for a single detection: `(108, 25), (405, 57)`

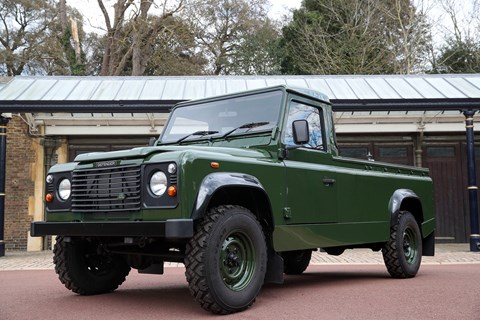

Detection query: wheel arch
(191, 172), (275, 234)
(388, 189), (434, 256)
(389, 189), (424, 226)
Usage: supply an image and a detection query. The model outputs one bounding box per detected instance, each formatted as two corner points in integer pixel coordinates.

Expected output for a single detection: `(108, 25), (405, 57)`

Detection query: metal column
(463, 110), (479, 252)
(0, 116), (10, 257)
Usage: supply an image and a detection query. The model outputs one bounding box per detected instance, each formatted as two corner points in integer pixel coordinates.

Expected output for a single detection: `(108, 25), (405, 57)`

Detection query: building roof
(0, 75), (478, 136)
(0, 77), (12, 91)
(1, 74), (480, 112)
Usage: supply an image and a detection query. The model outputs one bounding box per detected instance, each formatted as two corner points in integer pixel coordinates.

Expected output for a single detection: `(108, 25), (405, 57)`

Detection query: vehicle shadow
(45, 266), (392, 319)
(274, 267), (390, 289)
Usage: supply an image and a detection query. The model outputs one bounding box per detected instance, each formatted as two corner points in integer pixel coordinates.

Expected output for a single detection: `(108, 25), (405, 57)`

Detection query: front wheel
(53, 236), (131, 295)
(382, 211), (422, 278)
(184, 205), (267, 314)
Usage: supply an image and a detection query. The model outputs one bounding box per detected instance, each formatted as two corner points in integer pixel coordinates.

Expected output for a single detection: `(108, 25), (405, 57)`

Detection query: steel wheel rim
(403, 227), (418, 265)
(220, 230), (256, 291)
(81, 242), (114, 276)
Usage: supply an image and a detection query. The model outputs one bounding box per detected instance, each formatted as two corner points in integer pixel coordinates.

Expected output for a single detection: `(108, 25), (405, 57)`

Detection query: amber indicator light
(167, 186), (177, 197)
(210, 162), (220, 169)
(45, 193), (54, 202)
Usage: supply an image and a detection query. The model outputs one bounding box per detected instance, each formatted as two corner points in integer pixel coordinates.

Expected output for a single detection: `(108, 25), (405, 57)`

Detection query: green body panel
(422, 218), (436, 236)
(284, 150), (338, 224)
(273, 222), (390, 251)
(172, 146), (286, 225)
(43, 85), (435, 253)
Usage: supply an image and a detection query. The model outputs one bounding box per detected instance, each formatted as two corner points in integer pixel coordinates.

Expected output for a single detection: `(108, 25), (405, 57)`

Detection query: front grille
(71, 164), (142, 213)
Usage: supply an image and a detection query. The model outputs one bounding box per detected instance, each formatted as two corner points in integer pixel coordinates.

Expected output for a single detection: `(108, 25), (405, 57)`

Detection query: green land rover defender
(31, 85), (435, 314)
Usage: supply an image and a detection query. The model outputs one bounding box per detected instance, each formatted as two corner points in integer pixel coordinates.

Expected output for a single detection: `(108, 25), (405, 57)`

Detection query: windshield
(160, 90), (284, 144)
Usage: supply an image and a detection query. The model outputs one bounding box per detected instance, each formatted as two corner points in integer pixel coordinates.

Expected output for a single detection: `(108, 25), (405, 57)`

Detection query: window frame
(282, 98), (327, 152)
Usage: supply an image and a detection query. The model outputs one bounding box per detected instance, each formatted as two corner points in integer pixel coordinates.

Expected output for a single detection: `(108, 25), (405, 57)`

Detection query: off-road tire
(53, 236), (131, 295)
(382, 211), (422, 278)
(282, 250), (312, 275)
(184, 205), (267, 314)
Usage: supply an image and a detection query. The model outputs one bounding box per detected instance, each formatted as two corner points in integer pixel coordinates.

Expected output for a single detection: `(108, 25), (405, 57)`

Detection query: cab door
(282, 100), (338, 224)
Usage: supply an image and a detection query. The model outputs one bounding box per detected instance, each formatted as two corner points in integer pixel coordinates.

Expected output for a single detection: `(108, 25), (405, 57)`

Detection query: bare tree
(281, 0), (432, 75)
(432, 0), (480, 73)
(183, 0), (269, 75)
(378, 0), (431, 74)
(282, 0), (395, 74)
(0, 0), (56, 75)
(97, 0), (184, 76)
(0, 0), (90, 76)
(143, 16), (206, 75)
(437, 0), (480, 44)
(228, 18), (282, 75)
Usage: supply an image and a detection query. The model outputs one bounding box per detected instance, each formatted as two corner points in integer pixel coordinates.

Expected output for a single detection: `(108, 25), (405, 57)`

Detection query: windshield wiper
(221, 122), (270, 139)
(175, 130), (219, 144)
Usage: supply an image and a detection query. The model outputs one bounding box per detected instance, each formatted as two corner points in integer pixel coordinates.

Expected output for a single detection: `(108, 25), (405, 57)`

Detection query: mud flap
(139, 262), (164, 275)
(422, 231), (435, 256)
(264, 251), (284, 284)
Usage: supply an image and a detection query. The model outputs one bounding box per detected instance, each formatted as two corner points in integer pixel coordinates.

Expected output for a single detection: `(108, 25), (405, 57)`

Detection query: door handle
(322, 178), (336, 186)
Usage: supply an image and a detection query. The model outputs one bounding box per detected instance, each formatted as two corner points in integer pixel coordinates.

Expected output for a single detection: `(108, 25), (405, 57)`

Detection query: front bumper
(30, 219), (194, 239)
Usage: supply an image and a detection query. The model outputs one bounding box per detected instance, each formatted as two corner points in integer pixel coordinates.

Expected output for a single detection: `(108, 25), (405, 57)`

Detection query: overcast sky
(267, 0), (302, 19)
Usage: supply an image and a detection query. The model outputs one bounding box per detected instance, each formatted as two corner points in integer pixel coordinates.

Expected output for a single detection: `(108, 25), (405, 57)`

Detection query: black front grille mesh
(71, 164), (142, 213)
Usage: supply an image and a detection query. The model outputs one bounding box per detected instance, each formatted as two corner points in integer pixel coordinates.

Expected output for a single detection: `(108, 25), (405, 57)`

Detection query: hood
(74, 146), (163, 162)
(74, 145), (272, 163)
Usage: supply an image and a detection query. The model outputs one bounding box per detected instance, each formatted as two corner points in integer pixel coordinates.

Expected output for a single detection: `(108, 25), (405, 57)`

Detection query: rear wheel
(281, 250), (312, 275)
(382, 211), (422, 278)
(53, 236), (131, 295)
(185, 205), (267, 314)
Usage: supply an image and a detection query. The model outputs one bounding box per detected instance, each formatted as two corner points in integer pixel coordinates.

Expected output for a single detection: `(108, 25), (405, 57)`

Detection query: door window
(283, 102), (324, 150)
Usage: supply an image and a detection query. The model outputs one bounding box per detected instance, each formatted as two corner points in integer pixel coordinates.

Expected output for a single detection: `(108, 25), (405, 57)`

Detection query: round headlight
(149, 171), (167, 196)
(58, 179), (71, 200)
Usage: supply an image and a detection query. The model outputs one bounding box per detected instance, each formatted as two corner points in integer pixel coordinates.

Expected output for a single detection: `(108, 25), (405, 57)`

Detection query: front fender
(191, 172), (266, 220)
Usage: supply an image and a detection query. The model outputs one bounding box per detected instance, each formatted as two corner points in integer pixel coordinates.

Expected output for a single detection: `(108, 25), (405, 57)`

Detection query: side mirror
(292, 120), (309, 145)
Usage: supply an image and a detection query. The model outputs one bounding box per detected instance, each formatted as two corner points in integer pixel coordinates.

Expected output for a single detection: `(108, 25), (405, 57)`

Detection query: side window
(283, 101), (324, 150)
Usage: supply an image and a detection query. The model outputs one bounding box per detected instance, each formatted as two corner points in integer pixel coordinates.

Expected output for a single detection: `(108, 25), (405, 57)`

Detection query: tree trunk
(59, 0), (67, 31)
(131, 0), (153, 76)
(98, 0), (183, 76)
(70, 18), (81, 64)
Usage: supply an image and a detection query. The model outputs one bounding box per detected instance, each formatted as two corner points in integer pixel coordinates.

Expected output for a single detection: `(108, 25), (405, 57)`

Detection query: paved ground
(1, 243), (479, 270)
(1, 264), (479, 319)
(1, 244), (479, 319)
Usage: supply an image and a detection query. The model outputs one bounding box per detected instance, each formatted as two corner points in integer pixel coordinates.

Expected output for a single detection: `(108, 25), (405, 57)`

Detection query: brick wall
(4, 115), (36, 251)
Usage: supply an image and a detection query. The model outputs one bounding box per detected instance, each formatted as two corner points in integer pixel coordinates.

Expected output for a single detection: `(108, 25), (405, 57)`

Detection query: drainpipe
(0, 115), (11, 257)
(463, 110), (479, 252)
(415, 122), (425, 167)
